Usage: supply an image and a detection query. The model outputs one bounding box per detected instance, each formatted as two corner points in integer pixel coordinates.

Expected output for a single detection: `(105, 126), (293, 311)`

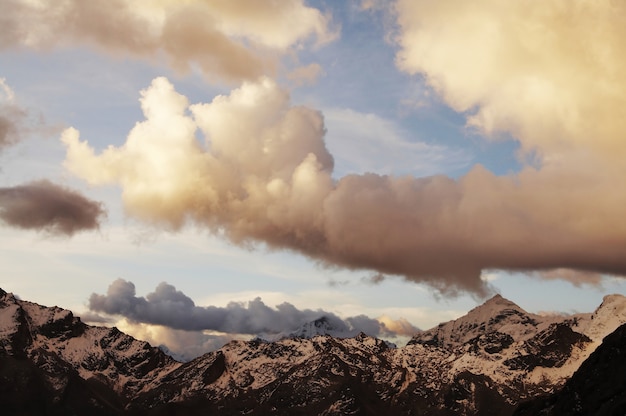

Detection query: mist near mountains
(88, 279), (418, 343)
(3, 287), (626, 415)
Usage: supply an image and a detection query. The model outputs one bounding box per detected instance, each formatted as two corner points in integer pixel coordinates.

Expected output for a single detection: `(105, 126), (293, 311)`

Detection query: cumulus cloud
(0, 180), (105, 236)
(393, 0), (626, 286)
(113, 318), (237, 362)
(83, 313), (239, 361)
(394, 0), (626, 160)
(377, 316), (420, 337)
(0, 0), (333, 83)
(62, 72), (626, 295)
(89, 279), (404, 339)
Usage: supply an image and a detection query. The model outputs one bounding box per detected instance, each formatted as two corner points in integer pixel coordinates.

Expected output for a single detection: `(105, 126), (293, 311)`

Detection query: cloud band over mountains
(89, 279), (410, 338)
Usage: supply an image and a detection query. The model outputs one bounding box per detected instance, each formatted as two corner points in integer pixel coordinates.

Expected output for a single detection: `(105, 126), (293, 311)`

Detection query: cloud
(0, 180), (105, 236)
(287, 63), (324, 86)
(394, 0), (626, 160)
(0, 77), (58, 150)
(89, 279), (404, 339)
(0, 0), (333, 83)
(0, 78), (105, 237)
(113, 318), (237, 362)
(323, 107), (470, 177)
(377, 316), (420, 337)
(531, 269), (604, 288)
(362, 273), (387, 285)
(393, 0), (626, 287)
(62, 73), (626, 297)
(0, 77), (28, 150)
(359, 0), (384, 11)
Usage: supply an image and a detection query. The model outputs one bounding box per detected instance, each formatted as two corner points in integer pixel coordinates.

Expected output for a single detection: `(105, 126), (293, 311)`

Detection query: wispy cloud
(0, 77), (33, 150)
(323, 107), (471, 177)
(0, 0), (333, 83)
(0, 78), (105, 236)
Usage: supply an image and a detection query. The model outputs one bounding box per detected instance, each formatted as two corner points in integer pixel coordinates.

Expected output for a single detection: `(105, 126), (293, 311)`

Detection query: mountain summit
(408, 293), (557, 350)
(289, 316), (344, 338)
(2, 288), (626, 415)
(0, 288), (179, 414)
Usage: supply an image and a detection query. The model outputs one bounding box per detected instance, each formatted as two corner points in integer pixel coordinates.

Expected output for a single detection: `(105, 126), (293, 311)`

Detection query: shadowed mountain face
(0, 288), (178, 415)
(1, 287), (625, 415)
(514, 322), (626, 416)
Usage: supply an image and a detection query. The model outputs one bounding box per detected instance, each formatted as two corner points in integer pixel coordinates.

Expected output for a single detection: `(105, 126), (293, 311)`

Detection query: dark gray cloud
(89, 279), (417, 338)
(0, 180), (106, 236)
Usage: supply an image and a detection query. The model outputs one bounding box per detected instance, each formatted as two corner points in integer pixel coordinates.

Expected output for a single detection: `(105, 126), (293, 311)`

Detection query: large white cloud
(62, 73), (626, 295)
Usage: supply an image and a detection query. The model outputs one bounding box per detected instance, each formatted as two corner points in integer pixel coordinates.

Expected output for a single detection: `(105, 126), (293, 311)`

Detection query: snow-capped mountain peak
(3, 288), (626, 415)
(0, 288), (180, 403)
(259, 315), (361, 342)
(289, 316), (345, 338)
(592, 294), (626, 321)
(408, 294), (548, 350)
(570, 293), (626, 342)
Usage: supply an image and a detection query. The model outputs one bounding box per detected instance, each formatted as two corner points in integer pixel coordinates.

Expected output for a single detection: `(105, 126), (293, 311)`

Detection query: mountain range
(1, 287), (625, 415)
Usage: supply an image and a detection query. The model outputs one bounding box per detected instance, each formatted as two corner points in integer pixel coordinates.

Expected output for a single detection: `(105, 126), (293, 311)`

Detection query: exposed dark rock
(0, 354), (124, 415)
(514, 323), (626, 416)
(505, 323), (591, 371)
(2, 288), (625, 416)
(468, 331), (515, 354)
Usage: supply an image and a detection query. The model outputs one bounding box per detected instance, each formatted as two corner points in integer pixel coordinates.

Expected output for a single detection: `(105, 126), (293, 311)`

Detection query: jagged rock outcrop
(409, 294), (553, 349)
(514, 322), (626, 416)
(0, 288), (179, 415)
(2, 288), (625, 415)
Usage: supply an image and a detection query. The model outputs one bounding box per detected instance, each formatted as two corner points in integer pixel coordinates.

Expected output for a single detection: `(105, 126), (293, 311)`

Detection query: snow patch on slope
(571, 294), (626, 341)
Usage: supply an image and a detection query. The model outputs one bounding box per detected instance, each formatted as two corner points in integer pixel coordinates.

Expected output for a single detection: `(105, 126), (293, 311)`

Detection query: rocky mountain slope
(0, 288), (180, 414)
(1, 287), (625, 415)
(514, 322), (626, 416)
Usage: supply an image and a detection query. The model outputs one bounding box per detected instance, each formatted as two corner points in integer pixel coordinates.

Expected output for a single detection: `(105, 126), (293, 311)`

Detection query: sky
(1, 0), (626, 359)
